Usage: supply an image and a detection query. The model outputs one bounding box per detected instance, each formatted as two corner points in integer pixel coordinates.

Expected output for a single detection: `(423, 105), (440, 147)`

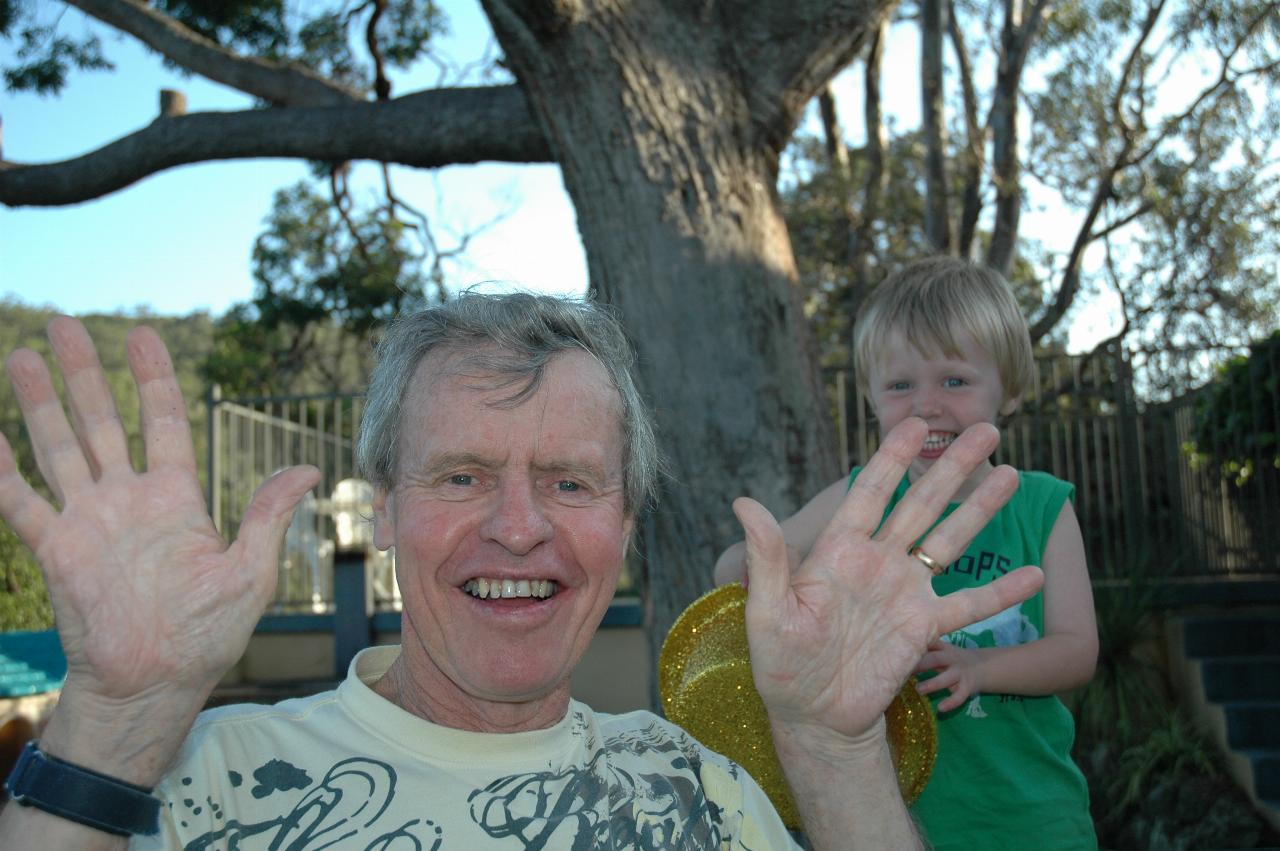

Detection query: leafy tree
(790, 0), (1280, 377)
(204, 180), (436, 396)
(1189, 330), (1280, 487)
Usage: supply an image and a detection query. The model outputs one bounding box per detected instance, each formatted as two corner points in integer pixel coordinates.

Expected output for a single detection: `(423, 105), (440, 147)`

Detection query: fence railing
(206, 387), (399, 612)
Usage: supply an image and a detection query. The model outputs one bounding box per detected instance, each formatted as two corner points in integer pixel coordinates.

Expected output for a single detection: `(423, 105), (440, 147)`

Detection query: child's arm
(713, 476), (848, 585)
(915, 500), (1099, 711)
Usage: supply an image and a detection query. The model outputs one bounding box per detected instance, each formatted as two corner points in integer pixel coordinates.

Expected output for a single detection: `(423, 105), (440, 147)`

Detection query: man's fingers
(825, 418), (927, 543)
(127, 327), (197, 474)
(6, 348), (92, 504)
(733, 497), (790, 613)
(48, 316), (131, 478)
(874, 422), (1001, 548)
(0, 432), (57, 554)
(230, 466), (322, 588)
(908, 465), (1019, 565)
(935, 565), (1044, 636)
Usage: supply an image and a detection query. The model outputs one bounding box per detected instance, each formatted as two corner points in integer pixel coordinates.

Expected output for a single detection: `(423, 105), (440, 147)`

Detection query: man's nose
(479, 478), (554, 555)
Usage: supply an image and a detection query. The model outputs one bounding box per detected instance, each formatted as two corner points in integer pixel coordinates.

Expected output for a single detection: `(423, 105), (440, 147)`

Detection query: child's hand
(915, 640), (985, 712)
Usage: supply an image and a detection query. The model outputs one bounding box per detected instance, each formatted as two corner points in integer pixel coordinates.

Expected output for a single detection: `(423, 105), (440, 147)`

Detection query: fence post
(207, 383), (222, 533)
(1114, 346), (1144, 567)
(333, 548), (371, 678)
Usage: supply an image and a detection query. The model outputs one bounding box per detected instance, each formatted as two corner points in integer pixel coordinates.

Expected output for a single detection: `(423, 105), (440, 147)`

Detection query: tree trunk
(986, 0), (1049, 276)
(481, 0), (864, 708)
(921, 0), (952, 253)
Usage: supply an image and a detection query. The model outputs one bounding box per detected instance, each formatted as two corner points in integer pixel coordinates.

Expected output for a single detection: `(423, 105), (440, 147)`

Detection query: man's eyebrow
(532, 459), (617, 483)
(414, 452), (498, 477)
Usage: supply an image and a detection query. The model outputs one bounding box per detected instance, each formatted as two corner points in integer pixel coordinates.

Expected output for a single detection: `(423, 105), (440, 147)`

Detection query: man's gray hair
(356, 290), (662, 515)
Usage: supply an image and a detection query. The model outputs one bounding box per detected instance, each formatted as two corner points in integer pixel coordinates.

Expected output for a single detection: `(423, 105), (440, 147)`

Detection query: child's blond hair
(853, 256), (1035, 404)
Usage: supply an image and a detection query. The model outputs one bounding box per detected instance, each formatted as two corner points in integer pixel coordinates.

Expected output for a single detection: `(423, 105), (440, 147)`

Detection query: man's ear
(372, 487), (395, 551)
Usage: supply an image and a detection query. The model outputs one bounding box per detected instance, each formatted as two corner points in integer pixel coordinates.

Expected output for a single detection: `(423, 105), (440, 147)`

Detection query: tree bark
(921, 0), (952, 253)
(985, 0), (1049, 276)
(480, 0), (884, 702)
(818, 85), (852, 177)
(947, 0), (983, 259)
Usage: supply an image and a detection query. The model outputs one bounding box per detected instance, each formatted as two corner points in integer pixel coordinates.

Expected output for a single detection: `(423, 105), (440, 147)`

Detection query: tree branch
(1028, 0), (1166, 343)
(364, 0), (393, 100)
(65, 0), (361, 107)
(0, 86), (552, 207)
(948, 0), (984, 257)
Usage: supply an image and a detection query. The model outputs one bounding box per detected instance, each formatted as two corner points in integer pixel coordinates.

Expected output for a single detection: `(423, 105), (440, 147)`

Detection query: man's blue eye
(449, 474), (474, 486)
(557, 481), (581, 492)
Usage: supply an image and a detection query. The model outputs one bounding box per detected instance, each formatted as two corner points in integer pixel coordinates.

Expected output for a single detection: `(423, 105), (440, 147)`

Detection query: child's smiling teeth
(923, 431), (955, 452)
(463, 578), (557, 599)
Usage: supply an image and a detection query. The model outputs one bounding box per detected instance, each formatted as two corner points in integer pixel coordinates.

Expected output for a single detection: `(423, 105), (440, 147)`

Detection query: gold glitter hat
(659, 582), (937, 829)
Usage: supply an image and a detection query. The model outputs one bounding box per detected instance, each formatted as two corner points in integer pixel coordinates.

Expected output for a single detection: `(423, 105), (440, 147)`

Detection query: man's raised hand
(0, 318), (318, 781)
(736, 417), (1044, 742)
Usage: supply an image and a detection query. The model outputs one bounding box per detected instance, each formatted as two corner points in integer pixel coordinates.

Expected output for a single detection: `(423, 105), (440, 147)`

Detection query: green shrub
(1186, 330), (1280, 487)
(0, 521), (53, 632)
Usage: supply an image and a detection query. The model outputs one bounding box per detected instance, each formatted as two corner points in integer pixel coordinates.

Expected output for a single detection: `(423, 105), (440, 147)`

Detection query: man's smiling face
(373, 347), (633, 720)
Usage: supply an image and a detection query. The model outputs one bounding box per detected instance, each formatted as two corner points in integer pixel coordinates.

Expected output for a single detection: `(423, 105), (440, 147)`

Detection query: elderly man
(0, 293), (1041, 848)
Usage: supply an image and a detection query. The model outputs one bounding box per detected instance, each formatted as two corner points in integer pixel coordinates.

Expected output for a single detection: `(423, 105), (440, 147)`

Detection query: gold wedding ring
(910, 546), (947, 576)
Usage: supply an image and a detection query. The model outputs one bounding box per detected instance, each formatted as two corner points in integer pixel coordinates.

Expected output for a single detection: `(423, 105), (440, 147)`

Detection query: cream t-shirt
(131, 645), (798, 849)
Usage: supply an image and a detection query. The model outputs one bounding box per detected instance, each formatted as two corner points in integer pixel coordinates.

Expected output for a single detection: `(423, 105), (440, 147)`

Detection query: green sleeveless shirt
(849, 468), (1097, 850)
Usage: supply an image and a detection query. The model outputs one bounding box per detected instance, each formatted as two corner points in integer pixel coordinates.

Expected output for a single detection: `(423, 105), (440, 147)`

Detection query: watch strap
(4, 740), (161, 836)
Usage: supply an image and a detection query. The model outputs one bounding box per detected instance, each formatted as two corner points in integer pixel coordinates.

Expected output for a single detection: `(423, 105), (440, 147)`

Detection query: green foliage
(156, 0), (288, 56)
(782, 131), (1051, 369)
(1109, 709), (1219, 811)
(3, 22), (113, 95)
(0, 519), (51, 632)
(786, 0), (1280, 372)
(1186, 330), (1280, 487)
(1072, 569), (1173, 750)
(1, 0), (448, 99)
(1026, 0), (1280, 351)
(203, 181), (432, 396)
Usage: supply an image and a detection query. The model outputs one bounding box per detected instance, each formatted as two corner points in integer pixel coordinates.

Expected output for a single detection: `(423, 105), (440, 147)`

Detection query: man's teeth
(463, 578), (557, 599)
(923, 433), (955, 451)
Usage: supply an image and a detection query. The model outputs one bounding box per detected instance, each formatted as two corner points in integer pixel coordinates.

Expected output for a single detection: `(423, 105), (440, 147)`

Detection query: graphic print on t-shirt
(169, 714), (753, 849)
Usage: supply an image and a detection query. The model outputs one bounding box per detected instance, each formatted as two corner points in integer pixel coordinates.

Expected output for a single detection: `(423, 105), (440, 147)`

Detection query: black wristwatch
(4, 740), (161, 836)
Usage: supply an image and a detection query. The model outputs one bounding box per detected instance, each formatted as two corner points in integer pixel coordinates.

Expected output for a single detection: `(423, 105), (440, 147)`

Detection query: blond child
(716, 256), (1099, 849)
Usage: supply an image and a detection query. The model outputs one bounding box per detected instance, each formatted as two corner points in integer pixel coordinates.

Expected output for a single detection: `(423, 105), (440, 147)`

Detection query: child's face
(867, 329), (1017, 474)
